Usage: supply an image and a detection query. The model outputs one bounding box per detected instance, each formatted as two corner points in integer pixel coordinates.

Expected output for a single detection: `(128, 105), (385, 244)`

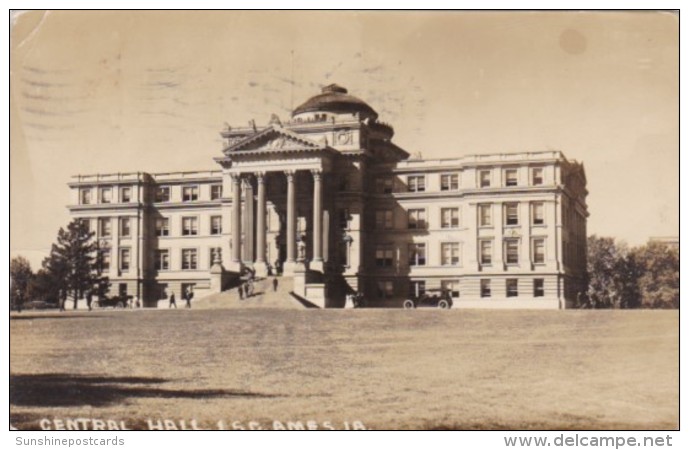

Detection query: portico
(215, 126), (335, 277)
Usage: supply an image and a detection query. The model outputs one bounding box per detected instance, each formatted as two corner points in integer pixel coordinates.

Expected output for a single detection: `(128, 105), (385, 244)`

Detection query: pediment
(224, 126), (326, 154)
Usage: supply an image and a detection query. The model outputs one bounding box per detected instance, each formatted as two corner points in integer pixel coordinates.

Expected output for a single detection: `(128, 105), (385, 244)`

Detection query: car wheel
(403, 299), (415, 309)
(438, 299), (450, 309)
(115, 301), (124, 309)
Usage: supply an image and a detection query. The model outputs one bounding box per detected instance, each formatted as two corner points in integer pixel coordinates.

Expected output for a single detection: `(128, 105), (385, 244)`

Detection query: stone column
(229, 173), (243, 272)
(310, 169), (324, 273)
(242, 178), (254, 263)
(283, 170), (299, 275)
(254, 172), (268, 277)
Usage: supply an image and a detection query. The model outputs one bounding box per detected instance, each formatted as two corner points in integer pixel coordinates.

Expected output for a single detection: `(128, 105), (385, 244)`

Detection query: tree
(585, 235), (679, 310)
(10, 256), (33, 310)
(585, 235), (639, 309)
(27, 268), (61, 306)
(633, 242), (679, 309)
(43, 219), (108, 310)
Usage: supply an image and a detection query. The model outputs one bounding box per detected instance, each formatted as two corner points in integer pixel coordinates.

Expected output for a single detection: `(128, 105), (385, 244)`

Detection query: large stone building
(68, 84), (588, 309)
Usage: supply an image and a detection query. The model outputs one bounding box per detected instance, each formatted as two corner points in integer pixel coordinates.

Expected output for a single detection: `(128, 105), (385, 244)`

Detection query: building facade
(68, 84), (588, 309)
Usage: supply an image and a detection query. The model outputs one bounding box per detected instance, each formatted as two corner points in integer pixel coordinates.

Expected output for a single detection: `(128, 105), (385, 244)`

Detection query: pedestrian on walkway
(239, 284), (244, 300)
(185, 289), (192, 308)
(273, 277), (279, 292)
(169, 292), (177, 309)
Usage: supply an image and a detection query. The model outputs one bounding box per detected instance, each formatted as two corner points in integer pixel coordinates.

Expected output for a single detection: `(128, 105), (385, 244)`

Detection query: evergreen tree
(43, 220), (108, 310)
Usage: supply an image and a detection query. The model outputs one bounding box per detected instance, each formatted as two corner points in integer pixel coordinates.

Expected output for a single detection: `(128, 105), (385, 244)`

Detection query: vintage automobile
(402, 289), (453, 310)
(92, 294), (132, 309)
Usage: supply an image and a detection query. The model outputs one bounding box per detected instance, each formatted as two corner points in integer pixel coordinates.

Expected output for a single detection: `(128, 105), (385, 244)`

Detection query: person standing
(272, 277), (279, 292)
(238, 284), (244, 300)
(169, 292), (177, 309)
(185, 289), (192, 308)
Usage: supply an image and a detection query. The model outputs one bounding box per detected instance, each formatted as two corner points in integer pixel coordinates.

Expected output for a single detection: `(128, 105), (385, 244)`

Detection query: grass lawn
(10, 308), (678, 430)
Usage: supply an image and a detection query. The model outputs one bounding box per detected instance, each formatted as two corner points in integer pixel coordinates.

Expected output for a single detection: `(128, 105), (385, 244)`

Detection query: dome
(292, 84), (378, 119)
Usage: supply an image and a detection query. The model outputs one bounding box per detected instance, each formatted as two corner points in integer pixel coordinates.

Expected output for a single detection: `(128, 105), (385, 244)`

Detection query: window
(119, 217), (131, 237)
(339, 239), (350, 267)
(408, 280), (426, 298)
(80, 218), (91, 233)
(505, 203), (519, 226)
(120, 186), (131, 203)
(183, 186), (199, 202)
(182, 249), (198, 270)
(505, 169), (518, 187)
(479, 170), (491, 188)
(505, 239), (519, 265)
(532, 167), (544, 186)
(376, 281), (394, 299)
(407, 209), (426, 229)
(99, 218), (111, 238)
(441, 280), (460, 299)
(119, 248), (130, 272)
(156, 186), (170, 202)
(375, 245), (394, 268)
(532, 202), (545, 225)
(210, 184), (223, 200)
(210, 216), (222, 235)
(339, 209), (350, 229)
(478, 204), (492, 227)
(375, 210), (393, 230)
(533, 238), (546, 264)
(155, 218), (169, 237)
(480, 279), (491, 298)
(80, 189), (92, 205)
(441, 242), (460, 266)
(441, 208), (460, 228)
(182, 217), (198, 236)
(210, 247), (222, 266)
(506, 279), (518, 298)
(408, 243), (426, 266)
(155, 250), (169, 271)
(100, 249), (111, 272)
(100, 187), (112, 204)
(480, 240), (492, 265)
(441, 173), (459, 191)
(376, 177), (394, 194)
(407, 175), (425, 192)
(534, 278), (545, 297)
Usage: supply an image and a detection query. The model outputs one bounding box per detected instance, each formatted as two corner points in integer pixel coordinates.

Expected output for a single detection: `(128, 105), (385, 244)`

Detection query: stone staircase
(190, 276), (307, 310)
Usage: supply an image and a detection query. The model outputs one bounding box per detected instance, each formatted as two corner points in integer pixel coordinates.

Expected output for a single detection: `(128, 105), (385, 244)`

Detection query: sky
(9, 11), (679, 269)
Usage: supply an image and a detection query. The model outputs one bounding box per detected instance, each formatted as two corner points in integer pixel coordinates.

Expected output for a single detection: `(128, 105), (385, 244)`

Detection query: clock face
(337, 131), (352, 145)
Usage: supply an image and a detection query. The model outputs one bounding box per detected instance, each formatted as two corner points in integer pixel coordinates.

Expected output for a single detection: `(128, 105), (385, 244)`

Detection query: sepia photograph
(8, 10), (679, 434)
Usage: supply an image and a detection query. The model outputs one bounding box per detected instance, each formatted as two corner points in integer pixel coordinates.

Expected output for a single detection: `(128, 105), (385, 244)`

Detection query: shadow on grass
(10, 373), (282, 407)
